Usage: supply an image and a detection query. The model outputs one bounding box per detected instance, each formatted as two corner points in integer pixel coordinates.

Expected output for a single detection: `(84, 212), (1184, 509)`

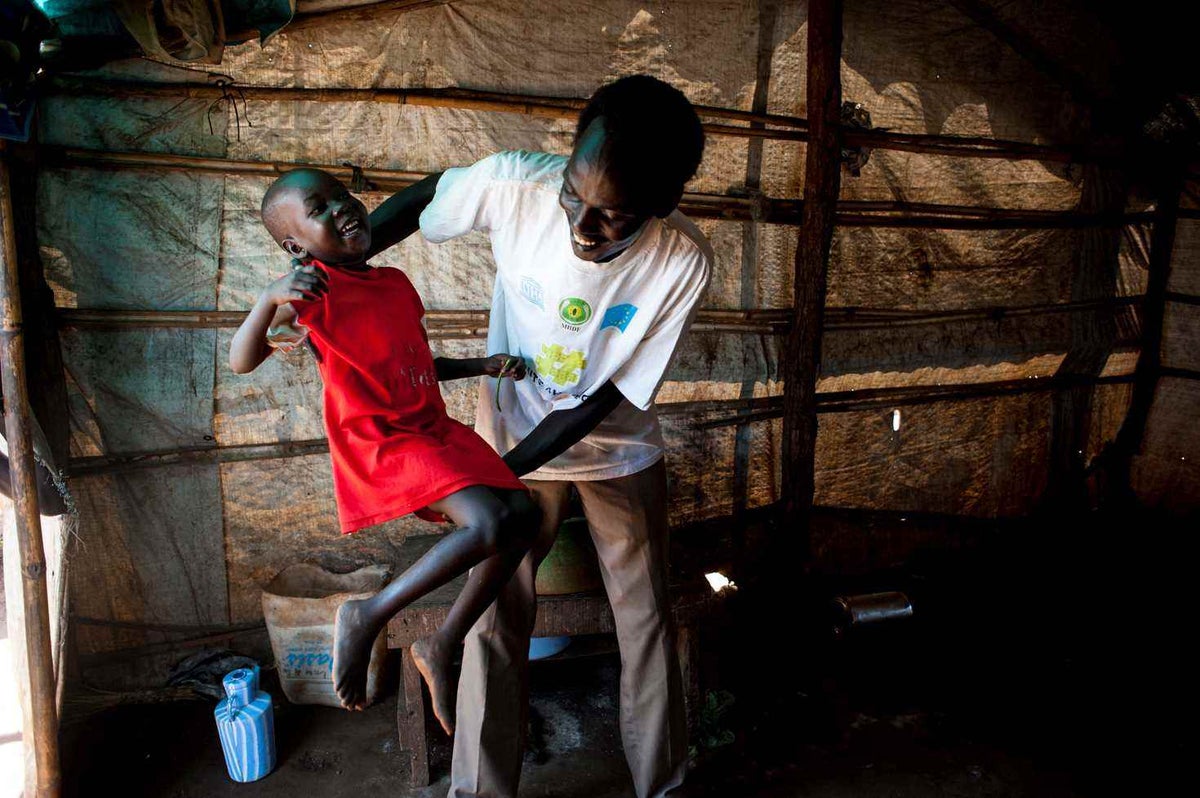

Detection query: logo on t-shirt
(520, 276), (545, 309)
(600, 303), (638, 333)
(558, 297), (593, 331)
(534, 343), (587, 388)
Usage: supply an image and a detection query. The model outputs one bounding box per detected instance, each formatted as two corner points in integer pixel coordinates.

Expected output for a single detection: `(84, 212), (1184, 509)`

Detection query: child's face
(274, 172), (371, 265)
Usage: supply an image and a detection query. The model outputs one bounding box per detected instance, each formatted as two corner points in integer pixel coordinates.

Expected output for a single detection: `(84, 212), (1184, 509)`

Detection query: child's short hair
(260, 167), (338, 245)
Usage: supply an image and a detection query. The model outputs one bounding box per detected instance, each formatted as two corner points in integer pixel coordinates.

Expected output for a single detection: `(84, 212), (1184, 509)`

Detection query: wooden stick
(1160, 367), (1200, 382)
(843, 128), (1093, 163)
(64, 370), (1139, 477)
(1106, 174), (1184, 491)
(45, 79), (807, 144)
(58, 298), (1140, 337)
(71, 616), (266, 635)
(825, 296), (1141, 330)
(1044, 164), (1129, 508)
(781, 0), (843, 558)
(0, 142), (62, 798)
(66, 437), (329, 477)
(44, 146), (1146, 230)
(1165, 291), (1200, 306)
(692, 372), (1138, 429)
(818, 373), (1136, 410)
(56, 307), (792, 335)
(46, 78), (1101, 162)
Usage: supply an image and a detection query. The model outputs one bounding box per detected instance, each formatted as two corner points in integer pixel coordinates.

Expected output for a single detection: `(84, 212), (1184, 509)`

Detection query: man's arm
(502, 381), (625, 477)
(366, 172), (443, 258)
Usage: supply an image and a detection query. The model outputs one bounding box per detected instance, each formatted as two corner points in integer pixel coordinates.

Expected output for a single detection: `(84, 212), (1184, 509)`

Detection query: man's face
(276, 171), (371, 265)
(558, 118), (656, 263)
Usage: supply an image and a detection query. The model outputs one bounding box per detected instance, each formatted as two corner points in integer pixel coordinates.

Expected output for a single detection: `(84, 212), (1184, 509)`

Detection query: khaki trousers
(449, 458), (687, 798)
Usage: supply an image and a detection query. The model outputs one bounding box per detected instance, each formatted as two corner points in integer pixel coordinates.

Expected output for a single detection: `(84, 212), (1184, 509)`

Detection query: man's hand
(484, 354), (527, 381)
(263, 263), (329, 306)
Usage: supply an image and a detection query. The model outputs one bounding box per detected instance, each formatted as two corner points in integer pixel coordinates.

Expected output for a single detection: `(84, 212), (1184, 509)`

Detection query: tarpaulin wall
(29, 0), (1175, 688)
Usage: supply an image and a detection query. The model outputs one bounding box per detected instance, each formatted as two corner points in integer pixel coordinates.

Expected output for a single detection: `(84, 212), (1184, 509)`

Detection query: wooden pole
(56, 297), (1140, 335)
(1103, 172), (1183, 502)
(62, 370), (1142, 478)
(781, 0), (843, 559)
(43, 146), (1147, 230)
(47, 78), (1102, 162)
(1043, 164), (1128, 510)
(0, 143), (62, 797)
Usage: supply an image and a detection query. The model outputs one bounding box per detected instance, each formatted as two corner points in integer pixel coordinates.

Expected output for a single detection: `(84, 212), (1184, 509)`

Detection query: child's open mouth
(339, 218), (365, 238)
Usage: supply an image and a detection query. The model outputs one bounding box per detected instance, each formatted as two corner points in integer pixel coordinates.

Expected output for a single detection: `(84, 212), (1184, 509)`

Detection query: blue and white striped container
(214, 666), (276, 783)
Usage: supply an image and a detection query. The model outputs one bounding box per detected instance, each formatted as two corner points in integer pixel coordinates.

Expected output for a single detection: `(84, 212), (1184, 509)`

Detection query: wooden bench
(385, 533), (725, 788)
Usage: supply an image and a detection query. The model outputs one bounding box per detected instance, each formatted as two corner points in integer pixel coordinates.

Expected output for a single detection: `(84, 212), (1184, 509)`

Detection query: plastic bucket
(535, 516), (602, 595)
(261, 563), (390, 708)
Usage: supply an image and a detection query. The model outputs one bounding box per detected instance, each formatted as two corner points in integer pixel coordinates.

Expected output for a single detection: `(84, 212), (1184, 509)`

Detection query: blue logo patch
(520, 276), (544, 309)
(600, 304), (638, 333)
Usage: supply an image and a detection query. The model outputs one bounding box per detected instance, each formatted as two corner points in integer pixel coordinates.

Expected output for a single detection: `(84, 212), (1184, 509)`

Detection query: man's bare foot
(332, 598), (378, 710)
(410, 636), (456, 735)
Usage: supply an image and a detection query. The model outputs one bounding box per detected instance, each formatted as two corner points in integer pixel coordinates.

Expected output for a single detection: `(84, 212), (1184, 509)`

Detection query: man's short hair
(575, 75), (705, 201)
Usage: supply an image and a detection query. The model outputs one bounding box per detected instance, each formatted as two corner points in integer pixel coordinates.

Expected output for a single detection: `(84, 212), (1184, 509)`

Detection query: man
(370, 74), (711, 798)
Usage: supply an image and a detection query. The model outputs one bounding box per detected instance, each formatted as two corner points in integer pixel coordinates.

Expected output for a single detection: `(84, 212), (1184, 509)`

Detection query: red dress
(292, 262), (525, 533)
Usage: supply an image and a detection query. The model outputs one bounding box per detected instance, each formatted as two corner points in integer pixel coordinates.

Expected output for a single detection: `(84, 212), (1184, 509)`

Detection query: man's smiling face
(558, 117), (656, 263)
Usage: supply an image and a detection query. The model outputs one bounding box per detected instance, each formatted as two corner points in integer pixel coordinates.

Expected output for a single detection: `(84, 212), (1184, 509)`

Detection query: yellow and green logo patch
(535, 343), (587, 387)
(558, 297), (593, 329)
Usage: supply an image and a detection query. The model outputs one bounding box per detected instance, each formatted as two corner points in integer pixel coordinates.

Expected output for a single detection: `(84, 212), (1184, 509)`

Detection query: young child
(230, 168), (538, 733)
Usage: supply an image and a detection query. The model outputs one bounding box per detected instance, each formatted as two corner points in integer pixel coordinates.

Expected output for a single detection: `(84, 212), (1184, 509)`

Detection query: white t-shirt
(420, 150), (713, 481)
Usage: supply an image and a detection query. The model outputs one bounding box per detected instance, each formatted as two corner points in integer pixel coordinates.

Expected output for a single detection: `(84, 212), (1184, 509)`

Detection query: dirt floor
(61, 648), (1091, 798)
(50, 511), (1197, 797)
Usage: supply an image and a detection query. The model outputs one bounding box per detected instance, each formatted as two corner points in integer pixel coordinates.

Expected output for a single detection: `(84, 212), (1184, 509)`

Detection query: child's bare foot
(410, 636), (456, 735)
(332, 598), (377, 710)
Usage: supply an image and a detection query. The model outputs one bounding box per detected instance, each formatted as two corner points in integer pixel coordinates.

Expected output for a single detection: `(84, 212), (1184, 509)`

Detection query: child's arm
(229, 266), (328, 374)
(366, 173), (443, 258)
(434, 353), (526, 382)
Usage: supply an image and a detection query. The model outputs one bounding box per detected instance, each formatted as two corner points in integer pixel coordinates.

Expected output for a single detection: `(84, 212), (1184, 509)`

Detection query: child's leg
(410, 539), (527, 735)
(410, 490), (539, 734)
(332, 486), (537, 711)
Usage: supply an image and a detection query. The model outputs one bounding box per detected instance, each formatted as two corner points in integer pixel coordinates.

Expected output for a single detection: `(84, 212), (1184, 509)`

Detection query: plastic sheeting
(29, 0), (1176, 683)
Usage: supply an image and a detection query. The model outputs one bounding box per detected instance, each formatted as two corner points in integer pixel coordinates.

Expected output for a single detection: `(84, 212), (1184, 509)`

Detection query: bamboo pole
(47, 78), (811, 133)
(42, 146), (1147, 230)
(780, 0), (843, 555)
(57, 297), (1141, 334)
(1160, 367), (1200, 382)
(54, 308), (789, 335)
(0, 144), (62, 798)
(1104, 174), (1184, 498)
(45, 78), (1101, 162)
(1165, 291), (1200, 306)
(691, 372), (1138, 429)
(66, 437), (330, 477)
(63, 370), (1140, 477)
